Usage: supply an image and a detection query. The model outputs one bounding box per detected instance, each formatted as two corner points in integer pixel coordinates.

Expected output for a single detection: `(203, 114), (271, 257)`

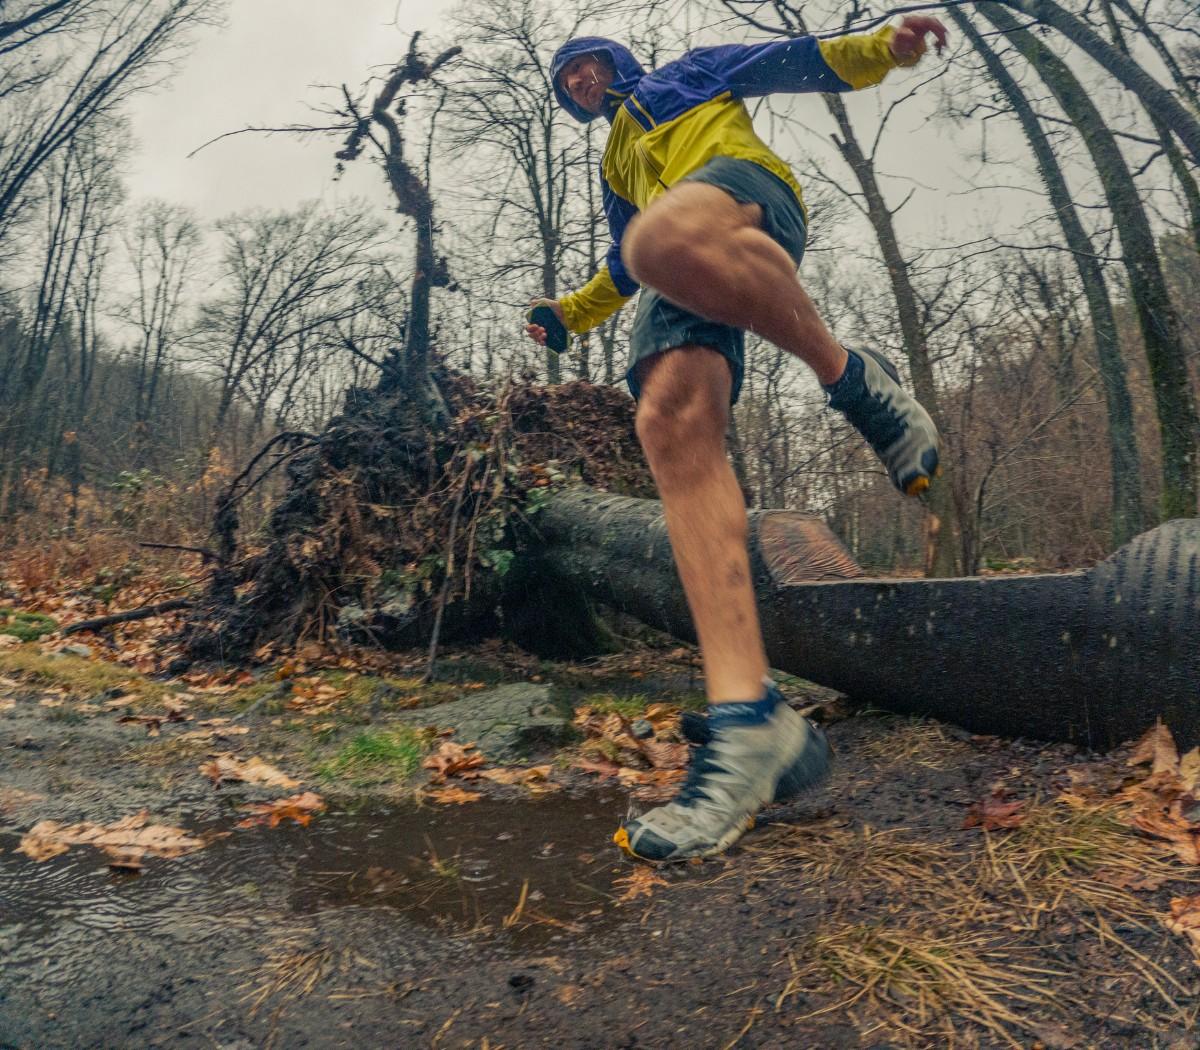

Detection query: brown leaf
(423, 741), (486, 783)
(17, 810), (205, 863)
(1132, 804), (1200, 864)
(614, 866), (669, 902)
(425, 785), (481, 804)
(1165, 893), (1200, 958)
(634, 738), (689, 771)
(1179, 748), (1200, 795)
(199, 755), (300, 789)
(236, 791), (325, 828)
(963, 790), (1027, 831)
(1128, 721), (1180, 777)
(476, 765), (554, 786)
(571, 756), (622, 780)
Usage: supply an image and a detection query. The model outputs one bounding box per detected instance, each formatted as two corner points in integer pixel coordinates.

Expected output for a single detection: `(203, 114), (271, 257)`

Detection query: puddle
(0, 792), (636, 961)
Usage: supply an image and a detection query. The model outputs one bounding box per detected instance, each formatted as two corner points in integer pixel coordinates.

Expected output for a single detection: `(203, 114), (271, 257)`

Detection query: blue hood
(550, 36), (645, 124)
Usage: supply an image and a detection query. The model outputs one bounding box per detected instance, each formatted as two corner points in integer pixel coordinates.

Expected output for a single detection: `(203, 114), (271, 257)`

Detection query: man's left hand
(890, 15), (948, 61)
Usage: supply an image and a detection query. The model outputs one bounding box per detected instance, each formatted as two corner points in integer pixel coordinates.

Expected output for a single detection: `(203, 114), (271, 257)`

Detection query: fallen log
(531, 488), (1200, 750)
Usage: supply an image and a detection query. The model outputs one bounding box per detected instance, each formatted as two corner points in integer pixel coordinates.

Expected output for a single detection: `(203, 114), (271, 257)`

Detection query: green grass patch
(0, 608), (58, 641)
(317, 726), (432, 785)
(579, 692), (654, 719)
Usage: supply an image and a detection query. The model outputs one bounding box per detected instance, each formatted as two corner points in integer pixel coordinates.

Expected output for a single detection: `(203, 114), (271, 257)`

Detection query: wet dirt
(2, 664), (1199, 1048)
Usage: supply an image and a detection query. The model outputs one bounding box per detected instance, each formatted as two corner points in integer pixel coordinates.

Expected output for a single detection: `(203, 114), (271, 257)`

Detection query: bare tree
(951, 8), (1144, 545)
(982, 3), (1198, 519)
(0, 0), (219, 247)
(119, 199), (203, 466)
(197, 203), (389, 445)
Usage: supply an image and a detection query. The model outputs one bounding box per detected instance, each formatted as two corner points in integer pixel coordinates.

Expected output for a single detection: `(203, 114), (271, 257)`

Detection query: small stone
(630, 719), (654, 739)
(62, 644), (92, 658)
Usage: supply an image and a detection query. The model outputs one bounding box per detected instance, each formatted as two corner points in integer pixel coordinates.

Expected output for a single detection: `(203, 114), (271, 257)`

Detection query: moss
(0, 608), (58, 641)
(0, 647), (170, 704)
(317, 726), (432, 785)
(580, 692), (654, 720)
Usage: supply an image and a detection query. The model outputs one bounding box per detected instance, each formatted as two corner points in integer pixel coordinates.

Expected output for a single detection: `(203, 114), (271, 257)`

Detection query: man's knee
(635, 348), (729, 466)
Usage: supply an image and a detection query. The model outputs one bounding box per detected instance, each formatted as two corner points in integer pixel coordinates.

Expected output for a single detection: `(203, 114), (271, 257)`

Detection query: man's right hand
(525, 298), (564, 346)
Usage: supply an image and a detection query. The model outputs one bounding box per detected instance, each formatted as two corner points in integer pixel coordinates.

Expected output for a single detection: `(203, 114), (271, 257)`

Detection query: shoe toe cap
(616, 821), (677, 861)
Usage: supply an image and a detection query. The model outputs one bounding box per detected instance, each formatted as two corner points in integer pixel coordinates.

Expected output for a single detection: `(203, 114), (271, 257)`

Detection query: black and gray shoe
(614, 699), (832, 862)
(827, 347), (941, 496)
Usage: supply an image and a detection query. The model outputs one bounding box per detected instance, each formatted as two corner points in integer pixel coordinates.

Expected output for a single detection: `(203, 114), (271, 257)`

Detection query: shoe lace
(676, 741), (728, 807)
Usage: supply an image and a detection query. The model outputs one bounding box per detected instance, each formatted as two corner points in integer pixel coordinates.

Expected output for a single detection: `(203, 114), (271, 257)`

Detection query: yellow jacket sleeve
(818, 26), (915, 91)
(559, 266), (636, 333)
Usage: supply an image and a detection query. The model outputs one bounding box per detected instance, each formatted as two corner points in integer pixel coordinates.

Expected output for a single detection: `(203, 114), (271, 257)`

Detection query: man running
(526, 17), (947, 861)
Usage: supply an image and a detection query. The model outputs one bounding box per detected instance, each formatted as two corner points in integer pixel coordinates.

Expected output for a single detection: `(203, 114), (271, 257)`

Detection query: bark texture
(533, 488), (1200, 749)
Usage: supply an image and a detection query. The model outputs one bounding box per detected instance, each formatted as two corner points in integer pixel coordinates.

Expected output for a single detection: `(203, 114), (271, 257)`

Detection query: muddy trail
(1, 640), (1198, 1049)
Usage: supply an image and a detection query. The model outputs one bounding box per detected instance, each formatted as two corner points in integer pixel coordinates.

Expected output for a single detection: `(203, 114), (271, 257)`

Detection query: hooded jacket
(550, 27), (915, 334)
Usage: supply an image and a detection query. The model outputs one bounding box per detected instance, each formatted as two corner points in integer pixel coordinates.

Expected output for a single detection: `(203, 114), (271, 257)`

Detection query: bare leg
(621, 182), (848, 385)
(634, 345), (769, 704)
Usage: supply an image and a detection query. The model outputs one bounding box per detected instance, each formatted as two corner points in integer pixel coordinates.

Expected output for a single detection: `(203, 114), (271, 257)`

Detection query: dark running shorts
(625, 155), (808, 406)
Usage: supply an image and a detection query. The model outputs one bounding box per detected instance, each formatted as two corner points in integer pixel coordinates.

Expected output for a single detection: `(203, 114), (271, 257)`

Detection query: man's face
(559, 52), (615, 116)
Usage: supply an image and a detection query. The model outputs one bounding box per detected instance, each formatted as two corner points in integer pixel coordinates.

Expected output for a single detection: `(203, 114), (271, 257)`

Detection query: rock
(396, 683), (575, 764)
(62, 644), (93, 658)
(630, 719), (654, 739)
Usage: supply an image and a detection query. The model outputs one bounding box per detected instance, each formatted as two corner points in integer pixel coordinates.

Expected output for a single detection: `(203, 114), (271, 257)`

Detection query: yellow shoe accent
(905, 475), (930, 496)
(613, 826), (633, 856)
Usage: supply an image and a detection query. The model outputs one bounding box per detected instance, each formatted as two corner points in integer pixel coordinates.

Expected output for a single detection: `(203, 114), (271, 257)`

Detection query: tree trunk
(1096, 0), (1200, 257)
(998, 0), (1200, 165)
(953, 9), (1144, 545)
(823, 94), (961, 575)
(530, 487), (1200, 748)
(983, 3), (1199, 519)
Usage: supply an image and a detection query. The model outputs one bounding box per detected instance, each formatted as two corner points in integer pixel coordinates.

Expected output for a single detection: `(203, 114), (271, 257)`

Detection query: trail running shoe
(678, 710), (831, 803)
(826, 347), (941, 496)
(615, 693), (832, 862)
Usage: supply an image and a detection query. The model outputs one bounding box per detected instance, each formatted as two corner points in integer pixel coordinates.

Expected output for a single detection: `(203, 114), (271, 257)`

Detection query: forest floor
(2, 597), (1200, 1050)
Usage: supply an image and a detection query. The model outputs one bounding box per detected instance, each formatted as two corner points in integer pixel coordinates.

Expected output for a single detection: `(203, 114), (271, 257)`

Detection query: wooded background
(1, 0), (1197, 577)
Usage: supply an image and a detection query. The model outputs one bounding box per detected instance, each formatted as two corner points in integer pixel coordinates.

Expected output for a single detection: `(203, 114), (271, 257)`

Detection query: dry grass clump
(779, 923), (1064, 1048)
(855, 716), (965, 770)
(750, 793), (1200, 1045)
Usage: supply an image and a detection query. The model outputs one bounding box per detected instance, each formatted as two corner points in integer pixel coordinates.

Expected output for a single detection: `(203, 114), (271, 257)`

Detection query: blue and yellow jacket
(551, 28), (916, 333)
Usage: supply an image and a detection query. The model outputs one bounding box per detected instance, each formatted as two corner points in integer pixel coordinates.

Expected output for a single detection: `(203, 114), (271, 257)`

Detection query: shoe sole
(856, 347), (942, 498)
(613, 815), (757, 862)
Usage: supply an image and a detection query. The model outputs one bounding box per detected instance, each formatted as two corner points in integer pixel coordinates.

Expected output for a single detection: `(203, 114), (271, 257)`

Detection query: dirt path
(1, 643), (1197, 1049)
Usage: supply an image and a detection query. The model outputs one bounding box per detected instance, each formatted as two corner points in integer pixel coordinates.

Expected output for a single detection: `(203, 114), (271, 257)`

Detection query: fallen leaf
(1092, 866), (1168, 892)
(963, 789), (1027, 831)
(17, 810), (204, 863)
(1129, 721), (1180, 777)
(1179, 748), (1200, 795)
(199, 755), (300, 789)
(423, 741), (486, 783)
(236, 791), (325, 828)
(614, 866), (669, 902)
(635, 738), (689, 771)
(571, 756), (622, 780)
(102, 694), (140, 711)
(475, 765), (553, 786)
(0, 635), (20, 649)
(425, 786), (482, 804)
(1165, 893), (1200, 958)
(1132, 804), (1200, 864)
(0, 699), (15, 712)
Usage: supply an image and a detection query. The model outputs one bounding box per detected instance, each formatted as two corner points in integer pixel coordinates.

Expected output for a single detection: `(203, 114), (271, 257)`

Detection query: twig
(138, 542), (216, 563)
(61, 599), (192, 636)
(422, 458), (474, 682)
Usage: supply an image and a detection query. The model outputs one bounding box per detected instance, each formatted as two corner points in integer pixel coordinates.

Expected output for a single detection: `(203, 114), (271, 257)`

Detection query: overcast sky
(125, 0), (459, 219)
(121, 0), (1177, 282)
